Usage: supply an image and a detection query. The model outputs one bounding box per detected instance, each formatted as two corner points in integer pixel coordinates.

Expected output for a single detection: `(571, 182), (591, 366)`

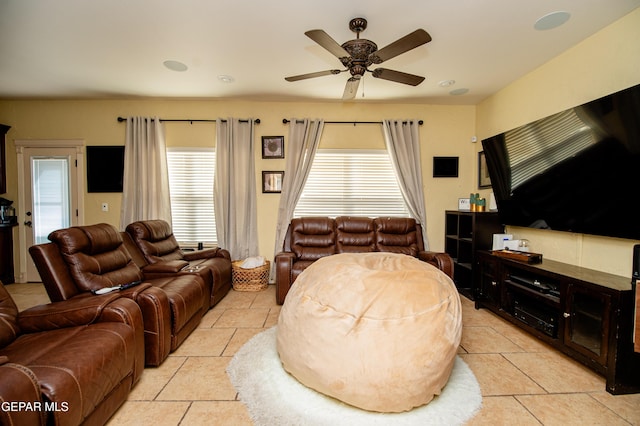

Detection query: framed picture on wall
(478, 151), (491, 188)
(262, 136), (284, 159)
(262, 171), (284, 193)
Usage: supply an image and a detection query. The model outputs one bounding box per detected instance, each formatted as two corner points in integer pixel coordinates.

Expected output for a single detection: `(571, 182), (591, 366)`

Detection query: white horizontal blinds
(32, 157), (71, 244)
(166, 148), (217, 245)
(506, 109), (597, 190)
(294, 149), (409, 218)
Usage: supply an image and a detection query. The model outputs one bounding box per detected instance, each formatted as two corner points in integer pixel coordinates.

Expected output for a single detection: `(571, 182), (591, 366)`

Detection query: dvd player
(514, 299), (557, 338)
(509, 274), (560, 297)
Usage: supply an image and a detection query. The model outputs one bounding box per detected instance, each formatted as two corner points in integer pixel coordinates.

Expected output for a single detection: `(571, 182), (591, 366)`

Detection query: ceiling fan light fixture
(163, 60), (188, 72)
(534, 11), (571, 31)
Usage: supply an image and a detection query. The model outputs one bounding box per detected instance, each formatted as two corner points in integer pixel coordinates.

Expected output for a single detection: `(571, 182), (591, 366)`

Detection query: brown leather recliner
(0, 280), (145, 426)
(125, 220), (232, 307)
(29, 223), (209, 366)
(275, 217), (454, 304)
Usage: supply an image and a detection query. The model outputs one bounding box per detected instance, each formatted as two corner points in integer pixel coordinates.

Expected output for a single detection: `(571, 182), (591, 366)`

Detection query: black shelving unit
(444, 210), (503, 299)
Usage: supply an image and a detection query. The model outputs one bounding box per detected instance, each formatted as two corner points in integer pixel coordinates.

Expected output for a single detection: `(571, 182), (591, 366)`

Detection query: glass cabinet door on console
(563, 284), (611, 366)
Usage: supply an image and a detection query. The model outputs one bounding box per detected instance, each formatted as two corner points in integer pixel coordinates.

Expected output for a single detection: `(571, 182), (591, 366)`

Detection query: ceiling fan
(285, 17), (432, 100)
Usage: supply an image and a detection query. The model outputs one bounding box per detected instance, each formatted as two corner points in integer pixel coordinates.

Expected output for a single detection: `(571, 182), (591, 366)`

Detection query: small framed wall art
(478, 151), (491, 188)
(262, 136), (285, 159)
(262, 171), (284, 193)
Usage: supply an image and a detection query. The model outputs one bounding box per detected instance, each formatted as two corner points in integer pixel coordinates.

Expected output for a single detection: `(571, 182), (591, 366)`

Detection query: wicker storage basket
(232, 260), (270, 291)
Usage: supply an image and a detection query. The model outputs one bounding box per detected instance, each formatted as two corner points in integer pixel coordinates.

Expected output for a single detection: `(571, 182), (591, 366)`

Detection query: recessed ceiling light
(163, 60), (188, 72)
(217, 75), (235, 83)
(450, 88), (469, 96)
(534, 11), (571, 31)
(438, 80), (456, 88)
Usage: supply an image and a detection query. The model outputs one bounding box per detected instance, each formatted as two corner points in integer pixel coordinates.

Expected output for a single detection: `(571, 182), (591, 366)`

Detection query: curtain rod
(117, 117), (260, 124)
(282, 119), (423, 126)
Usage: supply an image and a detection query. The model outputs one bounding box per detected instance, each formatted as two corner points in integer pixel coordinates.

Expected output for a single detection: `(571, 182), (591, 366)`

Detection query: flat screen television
(86, 146), (125, 193)
(481, 82), (640, 241)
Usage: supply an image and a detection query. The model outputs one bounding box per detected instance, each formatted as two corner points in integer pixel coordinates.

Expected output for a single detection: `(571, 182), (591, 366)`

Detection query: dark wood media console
(475, 251), (640, 394)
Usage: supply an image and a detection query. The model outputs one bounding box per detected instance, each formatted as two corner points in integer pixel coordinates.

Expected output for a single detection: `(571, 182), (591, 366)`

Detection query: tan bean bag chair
(276, 252), (462, 413)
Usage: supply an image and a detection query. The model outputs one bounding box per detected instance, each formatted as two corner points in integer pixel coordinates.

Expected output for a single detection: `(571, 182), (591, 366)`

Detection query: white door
(15, 140), (85, 282)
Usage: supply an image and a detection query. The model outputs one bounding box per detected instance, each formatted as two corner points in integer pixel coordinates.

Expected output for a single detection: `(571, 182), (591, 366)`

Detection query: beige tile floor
(7, 283), (640, 425)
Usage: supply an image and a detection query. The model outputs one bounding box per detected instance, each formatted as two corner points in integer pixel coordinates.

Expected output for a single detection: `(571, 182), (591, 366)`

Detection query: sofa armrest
(96, 296), (144, 329)
(119, 284), (171, 366)
(0, 361), (46, 426)
(96, 296), (146, 384)
(183, 247), (231, 261)
(275, 252), (296, 305)
(17, 292), (123, 333)
(142, 260), (189, 274)
(218, 248), (231, 260)
(418, 251), (454, 279)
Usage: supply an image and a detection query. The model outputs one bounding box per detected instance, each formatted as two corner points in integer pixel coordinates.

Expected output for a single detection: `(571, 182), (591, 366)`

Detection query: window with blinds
(293, 149), (409, 218)
(32, 157), (71, 244)
(166, 148), (217, 246)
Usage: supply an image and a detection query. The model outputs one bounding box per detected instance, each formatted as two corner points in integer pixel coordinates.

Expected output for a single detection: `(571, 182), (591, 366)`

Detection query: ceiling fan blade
(285, 69), (342, 82)
(370, 29), (432, 64)
(372, 68), (425, 86)
(305, 29), (350, 59)
(342, 77), (360, 100)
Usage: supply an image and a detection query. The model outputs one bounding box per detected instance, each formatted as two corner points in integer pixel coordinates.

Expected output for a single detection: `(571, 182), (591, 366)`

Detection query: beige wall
(0, 99), (476, 280)
(476, 8), (640, 276)
(3, 8), (638, 281)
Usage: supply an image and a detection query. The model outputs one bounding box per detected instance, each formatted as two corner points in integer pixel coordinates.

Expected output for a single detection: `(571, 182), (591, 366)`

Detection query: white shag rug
(227, 327), (482, 426)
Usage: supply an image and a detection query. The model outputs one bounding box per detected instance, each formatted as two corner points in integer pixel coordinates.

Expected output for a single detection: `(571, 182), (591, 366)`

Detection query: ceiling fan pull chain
(362, 76), (365, 98)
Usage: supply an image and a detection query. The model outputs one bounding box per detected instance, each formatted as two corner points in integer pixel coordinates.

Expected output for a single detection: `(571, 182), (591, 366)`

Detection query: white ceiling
(1, 0), (639, 104)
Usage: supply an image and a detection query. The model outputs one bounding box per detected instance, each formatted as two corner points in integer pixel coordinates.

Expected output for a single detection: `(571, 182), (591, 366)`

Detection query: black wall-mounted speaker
(433, 157), (459, 178)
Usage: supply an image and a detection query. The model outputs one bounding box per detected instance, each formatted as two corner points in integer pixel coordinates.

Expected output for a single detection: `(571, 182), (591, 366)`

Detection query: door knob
(24, 221), (32, 227)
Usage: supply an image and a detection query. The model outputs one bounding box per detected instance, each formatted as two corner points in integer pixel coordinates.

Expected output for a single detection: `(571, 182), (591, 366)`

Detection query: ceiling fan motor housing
(341, 38), (377, 77)
(341, 18), (377, 77)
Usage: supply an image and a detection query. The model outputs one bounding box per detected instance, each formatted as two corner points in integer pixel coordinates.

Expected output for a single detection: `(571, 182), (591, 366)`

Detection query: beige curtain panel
(271, 118), (324, 279)
(214, 117), (259, 261)
(383, 119), (429, 249)
(120, 116), (172, 229)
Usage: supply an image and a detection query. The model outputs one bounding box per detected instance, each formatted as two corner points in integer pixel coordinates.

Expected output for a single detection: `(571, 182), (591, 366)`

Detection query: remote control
(92, 286), (120, 295)
(120, 280), (142, 290)
(92, 280), (142, 295)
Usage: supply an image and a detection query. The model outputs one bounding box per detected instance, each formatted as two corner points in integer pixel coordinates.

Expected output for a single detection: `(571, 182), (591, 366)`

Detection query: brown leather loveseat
(275, 217), (454, 304)
(0, 280), (145, 426)
(124, 220), (232, 307)
(29, 223), (209, 366)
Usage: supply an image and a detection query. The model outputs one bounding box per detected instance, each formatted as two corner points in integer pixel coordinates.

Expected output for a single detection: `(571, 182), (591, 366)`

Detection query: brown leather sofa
(29, 223), (209, 366)
(124, 220), (232, 307)
(275, 217), (454, 304)
(0, 280), (145, 426)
